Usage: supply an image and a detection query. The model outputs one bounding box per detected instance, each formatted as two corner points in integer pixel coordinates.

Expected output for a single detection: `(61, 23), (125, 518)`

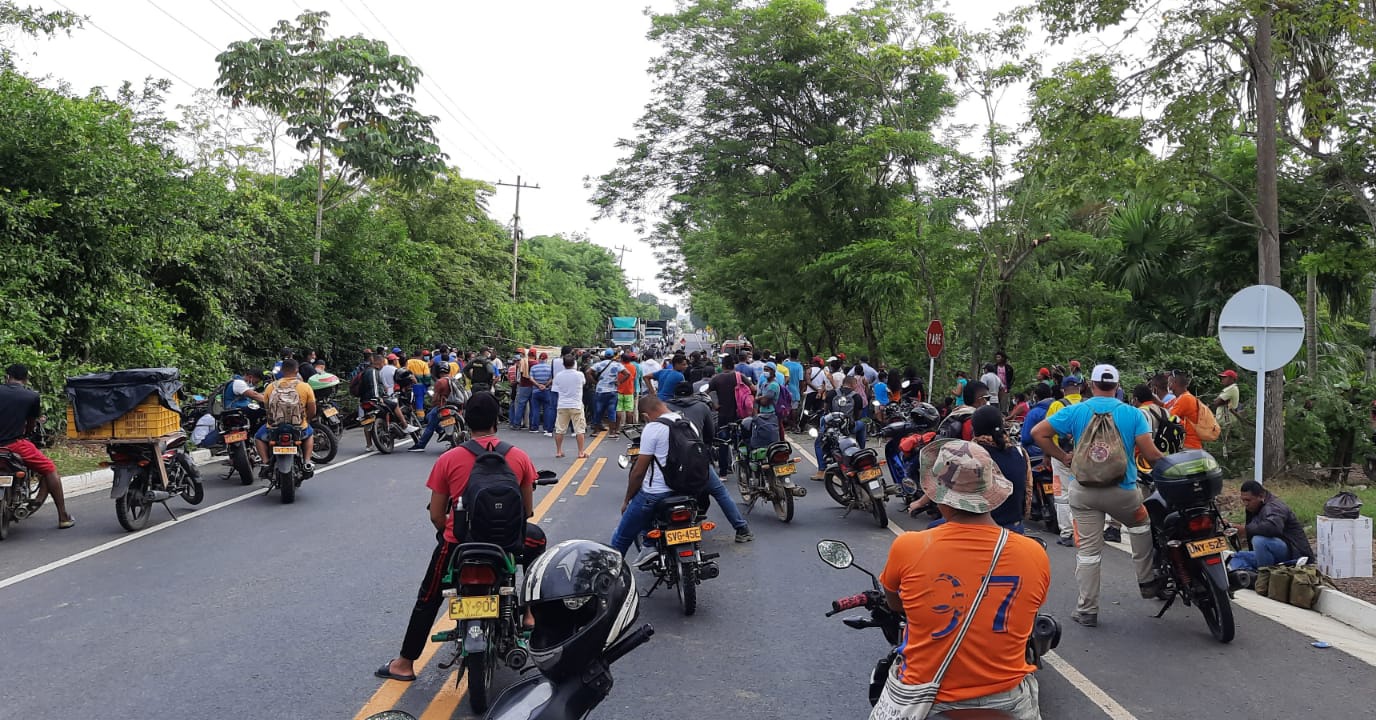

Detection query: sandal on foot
(58, 516), (75, 529)
(578, 453), (589, 459)
(374, 664), (416, 682)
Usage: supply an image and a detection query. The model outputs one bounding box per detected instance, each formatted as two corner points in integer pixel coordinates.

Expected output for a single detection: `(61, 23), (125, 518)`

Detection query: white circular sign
(1217, 285), (1304, 372)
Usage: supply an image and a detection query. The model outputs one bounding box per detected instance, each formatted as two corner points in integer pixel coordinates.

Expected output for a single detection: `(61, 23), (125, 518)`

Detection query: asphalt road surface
(3, 425), (1373, 720)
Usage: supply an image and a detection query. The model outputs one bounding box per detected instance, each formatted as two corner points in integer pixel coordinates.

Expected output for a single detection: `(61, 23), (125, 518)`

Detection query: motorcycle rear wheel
(115, 476), (154, 532)
(1198, 577), (1235, 643)
(870, 496), (889, 529)
(771, 479), (795, 523)
(466, 649), (495, 714)
(675, 560), (697, 616)
(229, 444), (254, 485)
(824, 470), (850, 507)
(0, 488), (12, 540)
(310, 423), (338, 464)
(278, 468), (296, 504)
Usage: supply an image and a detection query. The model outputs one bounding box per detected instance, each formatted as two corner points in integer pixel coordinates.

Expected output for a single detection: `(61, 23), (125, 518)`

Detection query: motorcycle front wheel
(115, 474), (154, 532)
(824, 470), (850, 507)
(372, 421), (395, 454)
(310, 423), (338, 464)
(465, 649), (495, 714)
(175, 465), (205, 506)
(735, 459), (754, 503)
(675, 559), (697, 616)
(229, 444), (254, 485)
(1197, 575), (1236, 643)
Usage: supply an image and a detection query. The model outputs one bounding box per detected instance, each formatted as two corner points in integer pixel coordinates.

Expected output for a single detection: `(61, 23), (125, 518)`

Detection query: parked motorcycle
(811, 412), (893, 528)
(432, 471), (559, 714)
(308, 419), (339, 464)
(179, 394), (210, 437)
(877, 401), (940, 504)
(725, 420), (806, 523)
(360, 399), (404, 454)
(0, 447), (41, 539)
(106, 433), (204, 531)
(1024, 445), (1059, 534)
(816, 538), (1060, 711)
(218, 404), (260, 485)
(263, 424), (312, 504)
(1143, 449), (1237, 643)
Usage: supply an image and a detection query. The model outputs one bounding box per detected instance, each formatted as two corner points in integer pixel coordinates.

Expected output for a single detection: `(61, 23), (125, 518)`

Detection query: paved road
(683, 331), (712, 355)
(2, 425), (1373, 720)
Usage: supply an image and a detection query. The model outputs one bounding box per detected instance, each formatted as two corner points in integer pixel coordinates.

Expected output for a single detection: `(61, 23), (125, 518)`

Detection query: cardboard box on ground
(1317, 515), (1374, 579)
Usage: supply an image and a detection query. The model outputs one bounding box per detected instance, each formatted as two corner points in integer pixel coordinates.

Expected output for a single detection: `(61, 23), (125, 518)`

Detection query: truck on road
(607, 316), (642, 347)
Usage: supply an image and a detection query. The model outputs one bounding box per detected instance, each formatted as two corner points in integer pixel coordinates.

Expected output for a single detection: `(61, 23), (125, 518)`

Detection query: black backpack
(652, 416), (712, 495)
(1148, 406), (1185, 455)
(456, 440), (526, 554)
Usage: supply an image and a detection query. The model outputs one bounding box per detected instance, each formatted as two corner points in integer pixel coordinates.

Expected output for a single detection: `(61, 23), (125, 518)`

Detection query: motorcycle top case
(65, 368), (183, 431)
(1150, 449), (1223, 507)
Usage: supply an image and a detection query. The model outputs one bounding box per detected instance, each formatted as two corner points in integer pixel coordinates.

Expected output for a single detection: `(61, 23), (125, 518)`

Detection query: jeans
(595, 392), (618, 426)
(532, 388), (553, 432)
(814, 421), (867, 469)
(717, 427), (734, 476)
(545, 392), (558, 432)
(512, 385), (534, 427)
(705, 466), (747, 531)
(415, 407), (443, 448)
(610, 490), (670, 554)
(1229, 535), (1290, 571)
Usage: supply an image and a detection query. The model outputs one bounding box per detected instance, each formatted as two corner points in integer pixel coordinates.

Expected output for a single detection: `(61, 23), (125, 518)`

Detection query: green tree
(215, 10), (446, 264)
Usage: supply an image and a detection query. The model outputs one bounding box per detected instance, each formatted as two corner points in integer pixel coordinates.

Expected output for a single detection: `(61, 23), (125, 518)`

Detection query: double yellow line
(352, 430), (613, 719)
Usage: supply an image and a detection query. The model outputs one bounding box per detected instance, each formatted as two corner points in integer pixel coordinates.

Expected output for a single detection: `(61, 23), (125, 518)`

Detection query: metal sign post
(1217, 285), (1305, 484)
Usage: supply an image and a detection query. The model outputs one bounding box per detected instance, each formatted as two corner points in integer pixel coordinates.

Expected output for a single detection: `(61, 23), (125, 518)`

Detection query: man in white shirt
(551, 355), (588, 459)
(610, 396), (677, 564)
(980, 364), (1003, 405)
(639, 352), (663, 393)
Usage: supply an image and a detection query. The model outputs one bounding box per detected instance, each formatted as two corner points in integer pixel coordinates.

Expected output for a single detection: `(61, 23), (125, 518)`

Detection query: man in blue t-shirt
(654, 355), (688, 401)
(1031, 364), (1166, 629)
(782, 350), (804, 420)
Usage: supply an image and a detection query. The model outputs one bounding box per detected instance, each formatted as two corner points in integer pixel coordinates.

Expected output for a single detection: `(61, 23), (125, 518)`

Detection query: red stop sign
(925, 320), (944, 359)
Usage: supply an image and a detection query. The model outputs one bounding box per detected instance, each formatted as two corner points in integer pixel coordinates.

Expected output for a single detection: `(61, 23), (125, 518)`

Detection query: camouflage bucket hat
(918, 439), (1013, 514)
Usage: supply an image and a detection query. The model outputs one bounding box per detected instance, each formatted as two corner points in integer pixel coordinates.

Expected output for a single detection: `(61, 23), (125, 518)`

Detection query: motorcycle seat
(0, 449), (24, 470)
(454, 542), (512, 566)
(653, 494), (696, 510)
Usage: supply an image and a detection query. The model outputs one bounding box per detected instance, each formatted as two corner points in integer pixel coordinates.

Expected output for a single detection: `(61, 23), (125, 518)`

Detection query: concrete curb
(1315, 585), (1376, 638)
(62, 449), (225, 499)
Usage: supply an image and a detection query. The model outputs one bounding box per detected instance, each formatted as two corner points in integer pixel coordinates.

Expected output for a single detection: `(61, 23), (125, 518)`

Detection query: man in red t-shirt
(375, 392), (547, 683)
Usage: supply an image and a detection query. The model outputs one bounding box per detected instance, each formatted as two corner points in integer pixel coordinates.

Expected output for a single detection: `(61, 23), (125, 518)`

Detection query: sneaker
(402, 424), (421, 434)
(633, 549), (659, 570)
(407, 445), (427, 452)
(735, 528), (754, 543)
(810, 471), (825, 482)
(543, 431), (553, 437)
(1104, 526), (1122, 543)
(1056, 536), (1075, 547)
(1071, 611), (1098, 627)
(530, 427), (541, 433)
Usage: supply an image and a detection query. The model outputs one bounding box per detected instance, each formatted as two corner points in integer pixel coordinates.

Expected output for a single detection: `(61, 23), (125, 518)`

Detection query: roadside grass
(46, 442), (107, 476)
(1219, 478), (1376, 538)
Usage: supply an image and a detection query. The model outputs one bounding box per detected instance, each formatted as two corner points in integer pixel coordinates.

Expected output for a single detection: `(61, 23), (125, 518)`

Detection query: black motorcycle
(107, 433), (204, 531)
(219, 404), (261, 485)
(877, 402), (940, 506)
(812, 412), (893, 528)
(817, 539), (1060, 711)
(1023, 446), (1059, 534)
(360, 398), (406, 454)
(0, 447), (42, 540)
(308, 418), (339, 465)
(264, 424), (312, 504)
(1143, 449), (1236, 643)
(432, 471), (559, 714)
(433, 402), (472, 450)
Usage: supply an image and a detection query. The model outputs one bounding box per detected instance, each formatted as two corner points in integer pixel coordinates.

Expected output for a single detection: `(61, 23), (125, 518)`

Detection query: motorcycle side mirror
(807, 427), (819, 438)
(618, 455), (630, 469)
(816, 539), (854, 569)
(901, 478), (919, 495)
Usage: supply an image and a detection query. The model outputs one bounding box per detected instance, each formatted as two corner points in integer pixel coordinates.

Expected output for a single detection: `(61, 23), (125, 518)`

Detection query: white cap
(1090, 364), (1119, 384)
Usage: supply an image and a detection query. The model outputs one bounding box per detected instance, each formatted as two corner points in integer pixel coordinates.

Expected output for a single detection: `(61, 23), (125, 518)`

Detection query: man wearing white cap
(1031, 364), (1166, 628)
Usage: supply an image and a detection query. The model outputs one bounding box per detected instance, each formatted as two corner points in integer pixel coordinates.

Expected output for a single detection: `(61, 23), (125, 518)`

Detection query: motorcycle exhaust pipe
(146, 490), (174, 502)
(504, 647), (529, 669)
(698, 561), (720, 580)
(790, 485), (808, 497)
(13, 504), (32, 520)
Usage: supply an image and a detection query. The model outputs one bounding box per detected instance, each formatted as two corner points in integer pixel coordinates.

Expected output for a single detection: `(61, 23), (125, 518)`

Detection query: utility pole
(633, 276), (644, 295)
(495, 176), (540, 300)
(612, 244), (631, 268)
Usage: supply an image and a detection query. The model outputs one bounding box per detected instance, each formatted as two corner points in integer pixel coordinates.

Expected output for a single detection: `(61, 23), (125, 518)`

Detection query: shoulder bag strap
(930, 528), (1010, 687)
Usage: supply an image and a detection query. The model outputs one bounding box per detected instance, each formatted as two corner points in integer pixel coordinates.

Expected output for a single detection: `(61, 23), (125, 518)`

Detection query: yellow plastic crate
(65, 405), (114, 440)
(112, 394), (182, 439)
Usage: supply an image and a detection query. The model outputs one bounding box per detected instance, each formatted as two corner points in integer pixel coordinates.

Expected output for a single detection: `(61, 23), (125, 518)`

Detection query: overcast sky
(12, 0), (1090, 309)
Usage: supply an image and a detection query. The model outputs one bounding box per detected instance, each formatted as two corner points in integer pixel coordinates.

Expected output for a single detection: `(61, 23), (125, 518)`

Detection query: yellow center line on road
(353, 430), (609, 719)
(576, 457), (607, 496)
(418, 672), (470, 720)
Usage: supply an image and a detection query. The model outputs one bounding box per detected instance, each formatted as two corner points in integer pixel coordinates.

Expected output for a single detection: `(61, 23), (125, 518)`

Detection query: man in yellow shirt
(1045, 376), (1082, 546)
(405, 350), (430, 413)
(254, 358), (317, 475)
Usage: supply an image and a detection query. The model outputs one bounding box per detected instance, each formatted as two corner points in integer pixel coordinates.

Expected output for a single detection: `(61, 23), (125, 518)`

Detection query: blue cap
(391, 346), (402, 354)
(1062, 375), (1083, 388)
(603, 349), (615, 358)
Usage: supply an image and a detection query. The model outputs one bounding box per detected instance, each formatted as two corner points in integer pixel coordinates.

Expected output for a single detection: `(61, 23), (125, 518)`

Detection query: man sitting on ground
(1229, 480), (1314, 572)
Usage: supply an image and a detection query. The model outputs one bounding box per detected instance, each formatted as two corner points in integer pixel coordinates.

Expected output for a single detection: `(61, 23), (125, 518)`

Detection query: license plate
(223, 431), (247, 444)
(627, 447), (640, 456)
(1186, 536), (1230, 558)
(272, 446), (297, 455)
(323, 407), (338, 418)
(449, 595), (501, 620)
(0, 476), (11, 488)
(360, 417), (375, 426)
(440, 418), (456, 427)
(771, 463), (796, 475)
(665, 526), (702, 545)
(859, 467), (882, 481)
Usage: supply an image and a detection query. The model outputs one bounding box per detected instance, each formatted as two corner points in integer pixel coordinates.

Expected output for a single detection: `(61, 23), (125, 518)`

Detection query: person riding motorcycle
(0, 363), (74, 528)
(356, 353), (420, 446)
(875, 440), (1050, 719)
(666, 381), (753, 543)
(375, 391), (547, 683)
(810, 375), (867, 481)
(254, 359), (317, 478)
(409, 373), (463, 452)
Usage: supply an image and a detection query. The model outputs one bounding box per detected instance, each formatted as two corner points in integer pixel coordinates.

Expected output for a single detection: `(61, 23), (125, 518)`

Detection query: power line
(203, 0), (259, 38)
(217, 0), (266, 36)
(356, 0), (524, 176)
(51, 0), (198, 88)
(144, 0), (219, 52)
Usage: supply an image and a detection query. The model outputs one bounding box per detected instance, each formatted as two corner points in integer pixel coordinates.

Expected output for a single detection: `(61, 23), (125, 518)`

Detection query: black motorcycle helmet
(523, 540), (639, 681)
(910, 402), (940, 429)
(394, 369), (415, 387)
